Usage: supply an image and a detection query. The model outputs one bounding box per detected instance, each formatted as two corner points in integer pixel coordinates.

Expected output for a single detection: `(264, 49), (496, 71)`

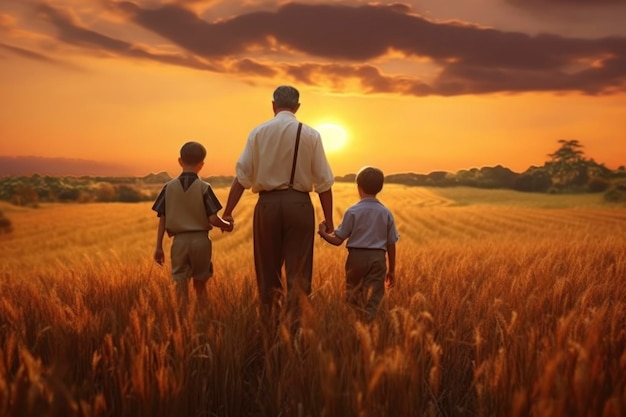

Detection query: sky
(1, 0), (625, 177)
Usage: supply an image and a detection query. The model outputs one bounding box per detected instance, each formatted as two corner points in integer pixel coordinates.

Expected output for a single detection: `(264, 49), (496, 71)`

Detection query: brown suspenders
(288, 122), (303, 190)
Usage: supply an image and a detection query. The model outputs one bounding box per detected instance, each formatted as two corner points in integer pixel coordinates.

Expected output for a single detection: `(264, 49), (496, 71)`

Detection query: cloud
(35, 3), (218, 71)
(507, 0), (626, 5)
(30, 1), (626, 96)
(0, 42), (58, 63)
(0, 155), (135, 176)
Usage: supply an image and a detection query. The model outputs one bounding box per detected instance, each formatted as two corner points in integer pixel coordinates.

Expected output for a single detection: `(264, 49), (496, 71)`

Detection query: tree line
(1, 140), (625, 210)
(348, 140), (625, 201)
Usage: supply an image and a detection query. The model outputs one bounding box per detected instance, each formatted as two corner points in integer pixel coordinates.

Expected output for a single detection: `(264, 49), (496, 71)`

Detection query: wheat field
(0, 183), (625, 417)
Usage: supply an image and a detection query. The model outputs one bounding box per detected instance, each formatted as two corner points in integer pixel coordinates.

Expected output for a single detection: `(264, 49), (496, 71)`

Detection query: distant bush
(603, 181), (626, 203)
(513, 169), (552, 192)
(587, 176), (611, 193)
(0, 210), (12, 234)
(57, 188), (82, 202)
(95, 183), (117, 202)
(116, 185), (144, 202)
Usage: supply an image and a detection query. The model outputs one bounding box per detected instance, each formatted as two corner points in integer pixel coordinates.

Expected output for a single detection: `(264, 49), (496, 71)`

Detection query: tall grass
(0, 184), (624, 417)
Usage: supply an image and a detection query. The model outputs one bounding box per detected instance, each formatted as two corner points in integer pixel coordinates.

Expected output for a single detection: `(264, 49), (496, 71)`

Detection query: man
(223, 85), (334, 316)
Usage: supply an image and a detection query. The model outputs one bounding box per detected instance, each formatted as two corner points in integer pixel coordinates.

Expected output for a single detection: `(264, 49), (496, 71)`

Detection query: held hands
(222, 222), (234, 232)
(318, 220), (343, 246)
(222, 215), (235, 233)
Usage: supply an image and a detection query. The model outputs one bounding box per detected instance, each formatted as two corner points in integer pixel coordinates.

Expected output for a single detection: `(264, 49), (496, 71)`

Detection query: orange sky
(1, 0), (625, 177)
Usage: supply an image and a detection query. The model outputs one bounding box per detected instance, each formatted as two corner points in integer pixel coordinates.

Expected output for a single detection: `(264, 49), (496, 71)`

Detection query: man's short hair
(180, 141), (206, 165)
(273, 85), (300, 109)
(356, 166), (384, 195)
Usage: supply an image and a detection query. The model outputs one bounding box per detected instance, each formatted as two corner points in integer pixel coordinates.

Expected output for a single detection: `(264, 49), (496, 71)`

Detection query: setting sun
(315, 123), (349, 153)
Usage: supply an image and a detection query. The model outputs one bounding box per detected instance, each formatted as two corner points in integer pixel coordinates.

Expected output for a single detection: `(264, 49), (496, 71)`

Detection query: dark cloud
(233, 58), (277, 77)
(36, 3), (218, 71)
(507, 0), (625, 5)
(283, 62), (434, 96)
(0, 42), (58, 63)
(36, 1), (626, 96)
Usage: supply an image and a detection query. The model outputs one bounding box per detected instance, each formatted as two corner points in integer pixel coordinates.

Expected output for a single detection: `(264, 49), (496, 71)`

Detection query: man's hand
(154, 247), (165, 266)
(318, 220), (328, 235)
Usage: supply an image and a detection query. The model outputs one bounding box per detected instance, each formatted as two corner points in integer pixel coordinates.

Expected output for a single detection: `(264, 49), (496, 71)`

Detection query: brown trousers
(345, 248), (387, 322)
(253, 189), (314, 305)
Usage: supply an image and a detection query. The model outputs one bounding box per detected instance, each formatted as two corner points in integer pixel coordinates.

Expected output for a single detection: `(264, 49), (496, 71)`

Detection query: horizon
(1, 1), (625, 175)
(0, 153), (623, 179)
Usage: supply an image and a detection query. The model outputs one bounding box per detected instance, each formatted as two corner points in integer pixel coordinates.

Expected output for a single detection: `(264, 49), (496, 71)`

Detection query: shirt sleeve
(387, 211), (400, 244)
(235, 133), (255, 189)
(151, 186), (167, 217)
(311, 132), (334, 193)
(204, 184), (223, 216)
(334, 208), (354, 240)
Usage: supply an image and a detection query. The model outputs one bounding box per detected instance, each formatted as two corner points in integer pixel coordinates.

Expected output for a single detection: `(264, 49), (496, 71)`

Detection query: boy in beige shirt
(152, 142), (233, 302)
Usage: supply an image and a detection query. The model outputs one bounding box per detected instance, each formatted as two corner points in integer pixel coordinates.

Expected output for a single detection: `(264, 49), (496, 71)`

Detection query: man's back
(236, 111), (333, 194)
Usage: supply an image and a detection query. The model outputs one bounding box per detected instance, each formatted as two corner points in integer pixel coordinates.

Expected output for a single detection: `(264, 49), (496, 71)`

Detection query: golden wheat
(0, 183), (624, 417)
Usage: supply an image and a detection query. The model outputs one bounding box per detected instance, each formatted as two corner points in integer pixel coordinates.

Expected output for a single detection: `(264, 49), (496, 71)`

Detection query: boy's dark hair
(180, 142), (206, 165)
(356, 166), (384, 195)
(273, 85), (299, 109)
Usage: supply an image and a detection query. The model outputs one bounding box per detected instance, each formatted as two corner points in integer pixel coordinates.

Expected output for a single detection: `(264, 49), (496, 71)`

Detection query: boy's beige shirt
(164, 179), (209, 235)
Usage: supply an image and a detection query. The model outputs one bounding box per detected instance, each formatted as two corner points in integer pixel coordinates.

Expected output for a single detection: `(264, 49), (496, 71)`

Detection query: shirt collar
(179, 171), (199, 178)
(275, 110), (297, 120)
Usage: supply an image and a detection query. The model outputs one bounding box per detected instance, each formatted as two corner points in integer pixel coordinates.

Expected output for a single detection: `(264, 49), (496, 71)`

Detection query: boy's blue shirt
(334, 197), (399, 250)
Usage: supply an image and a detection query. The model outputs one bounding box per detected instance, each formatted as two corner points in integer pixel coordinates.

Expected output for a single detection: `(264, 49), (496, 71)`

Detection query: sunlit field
(1, 183), (625, 417)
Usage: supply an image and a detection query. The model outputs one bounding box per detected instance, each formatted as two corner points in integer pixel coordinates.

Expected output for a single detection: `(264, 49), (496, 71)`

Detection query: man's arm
(318, 188), (334, 232)
(385, 243), (396, 289)
(154, 216), (166, 265)
(222, 178), (246, 220)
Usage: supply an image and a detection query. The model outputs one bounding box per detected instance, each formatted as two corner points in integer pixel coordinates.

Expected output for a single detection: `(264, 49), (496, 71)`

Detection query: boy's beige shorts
(170, 231), (213, 282)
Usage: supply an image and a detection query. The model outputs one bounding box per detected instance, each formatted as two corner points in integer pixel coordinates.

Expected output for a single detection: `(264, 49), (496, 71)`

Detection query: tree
(545, 139), (588, 189)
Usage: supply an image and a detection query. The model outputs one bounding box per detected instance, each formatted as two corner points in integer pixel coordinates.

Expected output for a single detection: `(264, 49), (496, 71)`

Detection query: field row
(1, 184), (625, 270)
(0, 184), (625, 417)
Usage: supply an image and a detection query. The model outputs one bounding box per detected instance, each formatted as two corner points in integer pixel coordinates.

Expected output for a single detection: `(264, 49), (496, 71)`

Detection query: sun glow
(315, 123), (348, 153)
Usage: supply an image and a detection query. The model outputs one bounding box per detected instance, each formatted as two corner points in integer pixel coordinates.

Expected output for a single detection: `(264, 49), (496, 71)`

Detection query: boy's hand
(385, 271), (395, 289)
(154, 248), (165, 265)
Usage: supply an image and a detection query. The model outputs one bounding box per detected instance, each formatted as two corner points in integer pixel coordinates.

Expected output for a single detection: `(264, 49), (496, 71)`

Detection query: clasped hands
(222, 215), (235, 233)
(317, 220), (333, 235)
